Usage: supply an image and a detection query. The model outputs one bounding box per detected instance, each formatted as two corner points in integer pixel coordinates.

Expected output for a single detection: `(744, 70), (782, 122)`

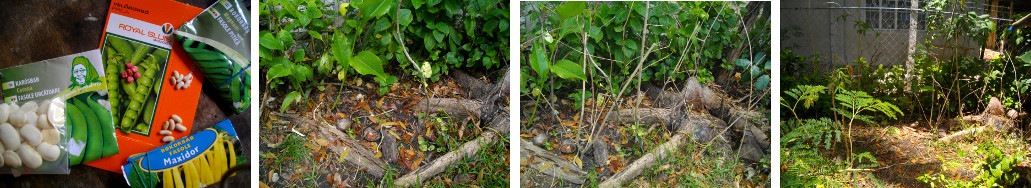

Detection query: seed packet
(0, 49), (115, 175)
(175, 0), (251, 113)
(121, 119), (241, 188)
(94, 0), (206, 173)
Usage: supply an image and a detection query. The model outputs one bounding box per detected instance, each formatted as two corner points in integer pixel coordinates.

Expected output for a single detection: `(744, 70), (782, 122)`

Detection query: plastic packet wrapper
(121, 119), (241, 187)
(0, 97), (71, 175)
(175, 0), (251, 113)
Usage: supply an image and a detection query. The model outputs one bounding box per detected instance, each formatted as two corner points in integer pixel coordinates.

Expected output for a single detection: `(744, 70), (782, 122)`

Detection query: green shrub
(260, 0), (508, 96)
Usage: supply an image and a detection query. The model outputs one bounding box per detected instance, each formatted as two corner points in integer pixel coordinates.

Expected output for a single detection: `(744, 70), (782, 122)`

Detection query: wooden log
(394, 114), (509, 186)
(270, 113), (389, 177)
(604, 108), (671, 126)
(520, 139), (588, 185)
(415, 98), (486, 119)
(599, 112), (727, 187)
(939, 126), (988, 142)
(600, 133), (688, 188)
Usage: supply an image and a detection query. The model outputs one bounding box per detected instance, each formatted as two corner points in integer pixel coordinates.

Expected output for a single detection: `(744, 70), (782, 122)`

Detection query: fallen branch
(938, 126), (988, 142)
(520, 139), (588, 185)
(269, 112), (389, 177)
(599, 112), (727, 187)
(394, 113), (509, 186)
(599, 132), (688, 188)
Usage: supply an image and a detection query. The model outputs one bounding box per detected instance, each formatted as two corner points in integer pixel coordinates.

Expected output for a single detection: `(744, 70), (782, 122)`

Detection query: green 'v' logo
(161, 23), (174, 35)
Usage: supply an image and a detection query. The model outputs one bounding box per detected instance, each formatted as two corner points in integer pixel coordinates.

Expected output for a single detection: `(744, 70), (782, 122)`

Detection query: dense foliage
(260, 0), (509, 96)
(520, 1), (770, 100)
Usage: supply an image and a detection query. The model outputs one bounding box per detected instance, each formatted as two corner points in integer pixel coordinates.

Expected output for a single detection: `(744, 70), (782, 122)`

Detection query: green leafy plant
(261, 0), (508, 97)
(919, 143), (1026, 187)
(782, 85), (902, 186)
(734, 52), (771, 90)
(520, 1), (765, 98)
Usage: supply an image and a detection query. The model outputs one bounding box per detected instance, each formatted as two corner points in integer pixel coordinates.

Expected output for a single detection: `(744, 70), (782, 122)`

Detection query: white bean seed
(18, 143), (41, 168)
(19, 125), (41, 146)
(36, 142), (59, 161)
(4, 150), (21, 168)
(162, 136), (175, 143)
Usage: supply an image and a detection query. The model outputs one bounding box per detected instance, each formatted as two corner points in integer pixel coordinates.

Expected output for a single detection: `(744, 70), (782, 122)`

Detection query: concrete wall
(782, 0), (983, 70)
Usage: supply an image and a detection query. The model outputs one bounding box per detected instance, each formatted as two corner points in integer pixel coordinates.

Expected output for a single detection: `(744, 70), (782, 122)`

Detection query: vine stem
(392, 0), (435, 112)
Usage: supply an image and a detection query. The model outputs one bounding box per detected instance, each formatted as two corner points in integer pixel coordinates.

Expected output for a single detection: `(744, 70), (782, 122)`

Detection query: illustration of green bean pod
(121, 55), (160, 132)
(71, 98), (102, 162)
(179, 38), (249, 112)
(130, 43), (154, 64)
(106, 56), (125, 132)
(85, 95), (118, 157)
(108, 36), (135, 57)
(66, 103), (87, 165)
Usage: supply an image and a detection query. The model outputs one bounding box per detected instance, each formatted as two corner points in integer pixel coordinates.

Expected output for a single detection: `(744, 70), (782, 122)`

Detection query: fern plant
(831, 88), (901, 171)
(782, 85), (904, 186)
(782, 85), (841, 186)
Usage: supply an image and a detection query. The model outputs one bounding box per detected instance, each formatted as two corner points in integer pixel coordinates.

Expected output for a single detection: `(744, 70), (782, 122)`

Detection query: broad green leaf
(351, 50), (387, 77)
(398, 9), (413, 26)
(424, 36), (437, 50)
(588, 26), (603, 42)
(331, 29), (352, 66)
(308, 31), (323, 41)
(281, 91), (302, 113)
(259, 33), (283, 50)
(297, 13), (311, 27)
(735, 59), (751, 67)
(557, 1), (586, 20)
(277, 30), (294, 49)
(317, 53), (333, 75)
(293, 49), (306, 62)
(412, 0), (425, 9)
(754, 52), (767, 64)
(551, 59), (587, 81)
(1020, 50), (1031, 64)
(293, 65), (313, 82)
(530, 44), (548, 76)
(374, 18), (391, 32)
(432, 30), (445, 43)
(427, 0), (442, 7)
(267, 63), (293, 82)
(755, 75), (770, 90)
(464, 19), (476, 37)
(355, 0), (393, 18)
(500, 20), (509, 32)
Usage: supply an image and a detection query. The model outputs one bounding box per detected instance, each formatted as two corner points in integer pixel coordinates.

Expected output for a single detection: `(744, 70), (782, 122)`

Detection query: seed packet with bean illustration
(0, 49), (114, 175)
(121, 119), (242, 188)
(175, 0), (251, 113)
(94, 0), (206, 173)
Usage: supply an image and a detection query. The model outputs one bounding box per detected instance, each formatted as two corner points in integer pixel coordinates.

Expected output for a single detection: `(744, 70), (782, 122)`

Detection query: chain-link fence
(782, 0), (1025, 71)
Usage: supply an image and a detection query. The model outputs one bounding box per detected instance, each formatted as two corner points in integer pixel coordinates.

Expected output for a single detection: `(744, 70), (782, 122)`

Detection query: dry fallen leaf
(572, 156), (583, 168)
(387, 130), (401, 140)
(412, 156), (425, 170)
(339, 149), (351, 162)
(316, 139), (329, 146)
(304, 143), (319, 150)
(540, 162), (553, 172)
